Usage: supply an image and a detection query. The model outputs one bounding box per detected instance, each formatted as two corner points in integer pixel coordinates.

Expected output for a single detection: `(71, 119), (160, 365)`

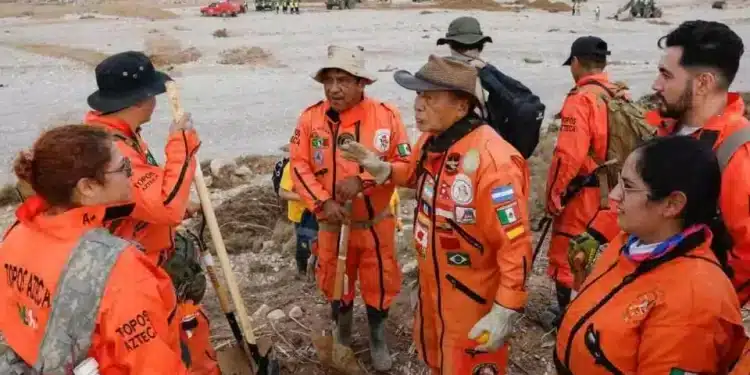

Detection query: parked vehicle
(200, 1), (244, 16)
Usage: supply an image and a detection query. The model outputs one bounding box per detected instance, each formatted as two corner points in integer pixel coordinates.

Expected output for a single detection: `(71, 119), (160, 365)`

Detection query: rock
(262, 240), (276, 252)
(266, 309), (286, 321)
(209, 158), (235, 178)
(234, 165), (252, 176)
(523, 57), (543, 64)
(712, 0), (726, 9)
(289, 305), (304, 319)
(401, 260), (418, 275)
(252, 304), (271, 321)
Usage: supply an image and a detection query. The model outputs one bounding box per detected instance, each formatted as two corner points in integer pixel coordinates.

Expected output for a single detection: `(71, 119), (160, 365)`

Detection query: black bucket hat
(437, 16), (493, 46)
(87, 51), (172, 114)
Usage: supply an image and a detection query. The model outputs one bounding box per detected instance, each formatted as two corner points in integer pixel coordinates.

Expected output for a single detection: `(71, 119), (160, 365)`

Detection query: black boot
(553, 282), (572, 328)
(366, 305), (392, 371)
(332, 302), (353, 346)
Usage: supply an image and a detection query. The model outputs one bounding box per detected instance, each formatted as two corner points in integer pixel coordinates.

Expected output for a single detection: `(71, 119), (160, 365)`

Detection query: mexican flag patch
(496, 203), (519, 226)
(397, 143), (411, 157)
(669, 369), (698, 375)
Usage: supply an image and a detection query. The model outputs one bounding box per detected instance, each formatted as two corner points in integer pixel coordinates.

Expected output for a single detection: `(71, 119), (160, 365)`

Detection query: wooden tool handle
(332, 201), (353, 300)
(164, 81), (257, 343)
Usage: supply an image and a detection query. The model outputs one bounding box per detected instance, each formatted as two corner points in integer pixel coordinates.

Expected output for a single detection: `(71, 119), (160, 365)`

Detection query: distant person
(556, 136), (747, 374)
(437, 16), (493, 64)
(595, 5), (601, 20)
(0, 125), (189, 374)
(278, 145), (319, 279)
(289, 45), (411, 371)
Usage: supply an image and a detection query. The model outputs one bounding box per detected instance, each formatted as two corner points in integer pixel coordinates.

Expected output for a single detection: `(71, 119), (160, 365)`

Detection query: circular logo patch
(462, 149), (480, 174)
(451, 174), (473, 205)
(472, 363), (499, 375)
(337, 133), (356, 147)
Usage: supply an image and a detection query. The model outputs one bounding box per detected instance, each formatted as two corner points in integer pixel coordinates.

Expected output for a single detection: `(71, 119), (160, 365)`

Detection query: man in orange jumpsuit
(342, 55), (533, 375)
(289, 45), (410, 371)
(544, 36), (619, 317)
(83, 51), (218, 374)
(577, 20), (750, 306)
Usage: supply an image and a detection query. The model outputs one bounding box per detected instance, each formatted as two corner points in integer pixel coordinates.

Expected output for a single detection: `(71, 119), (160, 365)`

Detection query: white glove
(339, 142), (392, 184)
(468, 303), (520, 352)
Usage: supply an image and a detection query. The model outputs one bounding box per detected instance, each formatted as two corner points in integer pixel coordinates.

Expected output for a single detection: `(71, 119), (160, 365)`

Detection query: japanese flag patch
(491, 184), (515, 205)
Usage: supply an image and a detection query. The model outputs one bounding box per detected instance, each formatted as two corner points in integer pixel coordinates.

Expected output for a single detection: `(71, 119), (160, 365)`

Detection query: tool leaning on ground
(165, 81), (281, 375)
(311, 200), (363, 374)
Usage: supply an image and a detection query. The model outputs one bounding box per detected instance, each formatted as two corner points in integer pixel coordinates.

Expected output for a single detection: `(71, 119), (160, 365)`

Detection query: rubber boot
(366, 305), (392, 371)
(332, 302), (353, 347)
(553, 282), (572, 328)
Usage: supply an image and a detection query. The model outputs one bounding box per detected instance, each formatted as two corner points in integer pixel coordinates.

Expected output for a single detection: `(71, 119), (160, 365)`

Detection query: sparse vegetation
(0, 183), (20, 208)
(212, 28), (229, 38)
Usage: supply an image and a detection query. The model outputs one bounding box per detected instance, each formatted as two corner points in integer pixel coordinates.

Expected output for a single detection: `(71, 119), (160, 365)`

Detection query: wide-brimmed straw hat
(393, 55), (481, 103)
(311, 45), (377, 84)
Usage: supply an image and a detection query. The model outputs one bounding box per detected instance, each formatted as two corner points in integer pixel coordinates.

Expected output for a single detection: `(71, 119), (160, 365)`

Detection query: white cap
(73, 358), (100, 375)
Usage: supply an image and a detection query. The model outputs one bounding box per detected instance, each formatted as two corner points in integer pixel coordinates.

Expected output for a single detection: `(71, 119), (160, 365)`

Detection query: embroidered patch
(438, 181), (452, 201)
(314, 150), (324, 166)
(422, 175), (436, 201)
(451, 174), (473, 205)
(462, 149), (480, 174)
(491, 184), (515, 205)
(414, 222), (429, 249)
(454, 206), (477, 224)
(337, 133), (356, 146)
(447, 251), (471, 267)
(17, 303), (38, 330)
(669, 369), (698, 375)
(374, 128), (390, 153)
(312, 133), (330, 149)
(421, 200), (432, 216)
(623, 291), (661, 324)
(445, 153), (461, 175)
(496, 203), (519, 226)
(439, 236), (461, 250)
(505, 224), (525, 241)
(435, 207), (454, 220)
(417, 212), (430, 226)
(397, 143), (411, 157)
(472, 363), (499, 375)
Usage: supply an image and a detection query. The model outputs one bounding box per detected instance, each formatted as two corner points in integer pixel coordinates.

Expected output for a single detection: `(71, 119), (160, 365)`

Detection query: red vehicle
(200, 0), (246, 16)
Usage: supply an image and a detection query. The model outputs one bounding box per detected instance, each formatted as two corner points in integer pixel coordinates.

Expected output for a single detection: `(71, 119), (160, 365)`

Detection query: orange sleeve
(721, 146), (750, 285)
(546, 94), (594, 213)
(477, 154), (533, 311)
(390, 133), (428, 189)
(637, 294), (746, 374)
(97, 247), (188, 375)
(289, 110), (332, 212)
(117, 129), (200, 225)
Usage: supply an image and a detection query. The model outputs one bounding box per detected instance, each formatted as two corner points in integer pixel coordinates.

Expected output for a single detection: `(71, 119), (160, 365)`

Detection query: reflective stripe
(0, 228), (129, 374)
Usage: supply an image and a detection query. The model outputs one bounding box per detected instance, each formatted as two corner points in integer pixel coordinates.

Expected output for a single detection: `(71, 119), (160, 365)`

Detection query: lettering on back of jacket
(561, 116), (577, 132)
(4, 263), (52, 308)
(115, 310), (159, 352)
(135, 172), (159, 191)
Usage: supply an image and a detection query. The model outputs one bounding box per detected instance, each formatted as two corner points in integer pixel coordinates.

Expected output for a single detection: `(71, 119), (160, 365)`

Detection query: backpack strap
(716, 126), (750, 172)
(0, 228), (130, 374)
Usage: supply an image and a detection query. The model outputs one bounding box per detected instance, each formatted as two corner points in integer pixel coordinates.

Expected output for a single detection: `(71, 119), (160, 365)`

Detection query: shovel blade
(216, 340), (281, 375)
(331, 342), (363, 375)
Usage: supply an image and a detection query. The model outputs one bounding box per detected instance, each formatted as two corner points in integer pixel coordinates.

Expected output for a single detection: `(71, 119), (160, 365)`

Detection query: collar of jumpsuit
(12, 195), (130, 241)
(85, 110), (140, 139)
(645, 92), (747, 134)
(323, 95), (371, 126)
(575, 72), (609, 87)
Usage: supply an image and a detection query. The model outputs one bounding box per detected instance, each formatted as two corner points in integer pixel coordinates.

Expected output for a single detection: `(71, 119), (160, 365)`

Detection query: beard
(657, 81), (693, 120)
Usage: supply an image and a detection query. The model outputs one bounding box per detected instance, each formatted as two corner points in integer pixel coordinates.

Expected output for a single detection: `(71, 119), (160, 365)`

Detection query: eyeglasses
(104, 157), (132, 178)
(617, 173), (649, 197)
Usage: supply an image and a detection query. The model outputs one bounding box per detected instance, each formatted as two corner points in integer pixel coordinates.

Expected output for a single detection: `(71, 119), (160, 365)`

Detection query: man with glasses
(289, 45), (410, 371)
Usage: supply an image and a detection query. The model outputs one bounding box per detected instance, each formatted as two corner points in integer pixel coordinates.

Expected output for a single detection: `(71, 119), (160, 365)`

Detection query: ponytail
(708, 212), (734, 277)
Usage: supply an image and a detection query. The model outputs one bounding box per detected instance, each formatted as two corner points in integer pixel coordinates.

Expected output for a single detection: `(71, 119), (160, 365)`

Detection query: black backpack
(476, 63), (546, 159)
(272, 156), (289, 196)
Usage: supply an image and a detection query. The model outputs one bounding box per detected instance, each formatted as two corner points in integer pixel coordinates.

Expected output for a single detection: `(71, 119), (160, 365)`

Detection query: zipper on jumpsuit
(432, 154), (448, 374)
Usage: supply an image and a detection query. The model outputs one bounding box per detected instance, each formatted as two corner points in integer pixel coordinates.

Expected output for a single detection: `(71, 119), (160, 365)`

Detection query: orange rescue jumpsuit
(290, 97), (409, 311)
(555, 229), (747, 375)
(85, 112), (219, 375)
(390, 120), (533, 374)
(0, 196), (189, 374)
(546, 73), (616, 289)
(586, 93), (750, 305)
(730, 341), (750, 375)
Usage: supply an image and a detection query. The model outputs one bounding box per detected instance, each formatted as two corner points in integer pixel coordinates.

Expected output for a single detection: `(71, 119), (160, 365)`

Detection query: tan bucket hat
(393, 55), (481, 103)
(311, 45), (378, 84)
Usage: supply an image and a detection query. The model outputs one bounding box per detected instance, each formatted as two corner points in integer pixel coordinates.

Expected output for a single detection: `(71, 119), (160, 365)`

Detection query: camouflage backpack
(578, 80), (657, 208)
(162, 227), (207, 304)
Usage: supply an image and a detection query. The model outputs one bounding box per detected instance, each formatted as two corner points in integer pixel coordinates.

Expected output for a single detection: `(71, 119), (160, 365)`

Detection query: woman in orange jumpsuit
(0, 125), (188, 375)
(556, 135), (747, 374)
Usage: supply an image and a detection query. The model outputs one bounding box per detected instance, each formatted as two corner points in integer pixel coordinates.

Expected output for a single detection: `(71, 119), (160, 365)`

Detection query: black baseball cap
(562, 36), (611, 66)
(87, 51), (172, 114)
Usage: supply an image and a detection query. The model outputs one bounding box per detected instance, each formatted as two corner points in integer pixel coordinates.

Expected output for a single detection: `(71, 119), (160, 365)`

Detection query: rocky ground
(1, 0), (750, 373)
